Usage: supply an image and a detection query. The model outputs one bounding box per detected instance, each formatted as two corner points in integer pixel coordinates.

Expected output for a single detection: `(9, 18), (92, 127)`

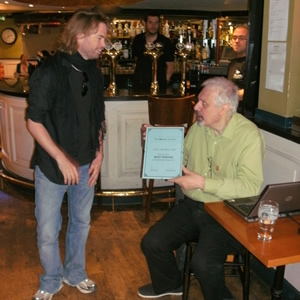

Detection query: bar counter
(0, 78), (175, 192)
(1, 78), (300, 195)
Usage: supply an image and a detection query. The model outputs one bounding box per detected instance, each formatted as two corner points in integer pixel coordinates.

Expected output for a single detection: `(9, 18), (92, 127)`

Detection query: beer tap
(175, 40), (194, 96)
(102, 41), (122, 96)
(144, 42), (164, 95)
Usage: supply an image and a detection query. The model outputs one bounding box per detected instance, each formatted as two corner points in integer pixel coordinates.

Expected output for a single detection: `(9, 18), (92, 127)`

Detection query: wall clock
(1, 27), (17, 45)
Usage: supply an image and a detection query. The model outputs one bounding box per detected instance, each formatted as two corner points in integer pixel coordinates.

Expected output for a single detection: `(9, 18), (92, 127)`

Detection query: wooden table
(205, 202), (300, 300)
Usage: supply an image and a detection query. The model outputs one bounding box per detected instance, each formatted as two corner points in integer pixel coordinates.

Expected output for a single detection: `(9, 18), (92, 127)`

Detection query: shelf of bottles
(100, 19), (140, 78)
(99, 17), (246, 88)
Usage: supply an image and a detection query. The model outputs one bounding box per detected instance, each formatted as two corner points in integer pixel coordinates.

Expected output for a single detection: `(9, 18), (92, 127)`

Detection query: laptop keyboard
(236, 204), (254, 214)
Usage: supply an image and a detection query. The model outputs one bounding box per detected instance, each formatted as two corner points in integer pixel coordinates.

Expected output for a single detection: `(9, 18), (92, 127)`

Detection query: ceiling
(0, 0), (249, 14)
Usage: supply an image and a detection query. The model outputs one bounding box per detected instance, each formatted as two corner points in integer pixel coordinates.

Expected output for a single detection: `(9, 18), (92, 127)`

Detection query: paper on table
(142, 127), (184, 180)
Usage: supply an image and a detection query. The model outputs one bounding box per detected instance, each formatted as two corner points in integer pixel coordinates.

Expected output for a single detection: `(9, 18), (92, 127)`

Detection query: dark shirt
(26, 51), (105, 184)
(132, 32), (174, 91)
(227, 56), (246, 90)
(16, 62), (35, 76)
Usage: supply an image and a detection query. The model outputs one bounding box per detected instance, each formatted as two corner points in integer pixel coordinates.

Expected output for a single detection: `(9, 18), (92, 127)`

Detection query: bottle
(170, 21), (176, 39)
(201, 44), (208, 60)
(208, 21), (214, 39)
(112, 22), (117, 38)
(123, 40), (129, 59)
(136, 21), (141, 35)
(177, 22), (184, 43)
(140, 21), (145, 33)
(210, 42), (215, 61)
(130, 21), (136, 38)
(187, 21), (192, 44)
(123, 21), (129, 37)
(192, 24), (197, 39)
(194, 43), (201, 60)
(204, 43), (210, 59)
(117, 22), (123, 37)
(128, 41), (133, 59)
(164, 19), (170, 38)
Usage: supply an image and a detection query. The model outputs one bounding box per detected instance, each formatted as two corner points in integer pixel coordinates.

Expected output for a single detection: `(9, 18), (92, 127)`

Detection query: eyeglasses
(232, 35), (247, 42)
(82, 72), (89, 96)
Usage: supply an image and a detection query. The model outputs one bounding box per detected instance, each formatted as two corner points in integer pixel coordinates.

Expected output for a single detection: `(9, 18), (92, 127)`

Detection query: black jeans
(141, 197), (243, 300)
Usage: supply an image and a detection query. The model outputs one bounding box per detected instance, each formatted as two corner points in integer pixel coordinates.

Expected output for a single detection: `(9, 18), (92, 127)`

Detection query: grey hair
(201, 77), (239, 115)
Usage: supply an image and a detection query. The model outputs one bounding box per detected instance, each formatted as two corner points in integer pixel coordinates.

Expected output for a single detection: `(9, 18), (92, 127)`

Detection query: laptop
(224, 181), (300, 222)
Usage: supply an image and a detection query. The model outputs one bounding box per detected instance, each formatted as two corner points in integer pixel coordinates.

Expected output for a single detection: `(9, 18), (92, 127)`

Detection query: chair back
(148, 94), (196, 132)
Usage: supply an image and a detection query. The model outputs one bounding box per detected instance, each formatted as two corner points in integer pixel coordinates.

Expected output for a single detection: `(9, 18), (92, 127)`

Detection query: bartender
(227, 26), (248, 101)
(132, 11), (174, 92)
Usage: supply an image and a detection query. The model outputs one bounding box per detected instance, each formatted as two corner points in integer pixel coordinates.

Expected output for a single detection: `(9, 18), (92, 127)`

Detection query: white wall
(261, 129), (300, 291)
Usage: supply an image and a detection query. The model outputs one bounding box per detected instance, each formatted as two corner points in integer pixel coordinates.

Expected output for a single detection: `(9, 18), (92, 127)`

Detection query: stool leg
(145, 179), (154, 223)
(243, 250), (250, 300)
(182, 244), (193, 300)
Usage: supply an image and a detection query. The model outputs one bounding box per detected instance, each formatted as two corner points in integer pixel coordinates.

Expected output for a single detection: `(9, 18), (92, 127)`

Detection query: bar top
(0, 77), (175, 100)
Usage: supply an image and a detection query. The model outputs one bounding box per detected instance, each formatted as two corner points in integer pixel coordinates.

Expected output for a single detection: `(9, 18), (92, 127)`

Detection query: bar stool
(142, 94), (196, 223)
(182, 241), (250, 300)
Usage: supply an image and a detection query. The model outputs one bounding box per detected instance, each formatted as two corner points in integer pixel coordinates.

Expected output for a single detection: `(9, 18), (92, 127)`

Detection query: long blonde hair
(56, 6), (109, 55)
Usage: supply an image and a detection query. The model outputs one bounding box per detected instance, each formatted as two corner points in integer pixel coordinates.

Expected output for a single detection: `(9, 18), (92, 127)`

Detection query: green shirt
(182, 113), (265, 202)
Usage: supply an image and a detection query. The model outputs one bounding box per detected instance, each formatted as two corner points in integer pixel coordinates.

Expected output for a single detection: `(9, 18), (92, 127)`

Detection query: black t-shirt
(132, 33), (174, 91)
(70, 69), (92, 166)
(227, 56), (246, 89)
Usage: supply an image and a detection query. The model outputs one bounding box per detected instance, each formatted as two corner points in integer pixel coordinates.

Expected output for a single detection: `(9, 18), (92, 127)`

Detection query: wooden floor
(0, 182), (272, 300)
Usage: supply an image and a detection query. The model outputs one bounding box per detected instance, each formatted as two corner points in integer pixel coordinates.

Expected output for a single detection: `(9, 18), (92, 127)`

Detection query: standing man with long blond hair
(26, 7), (108, 300)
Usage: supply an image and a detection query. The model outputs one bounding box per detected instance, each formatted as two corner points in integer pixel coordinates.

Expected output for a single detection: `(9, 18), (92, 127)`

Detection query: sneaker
(138, 284), (183, 298)
(32, 284), (63, 300)
(63, 278), (97, 294)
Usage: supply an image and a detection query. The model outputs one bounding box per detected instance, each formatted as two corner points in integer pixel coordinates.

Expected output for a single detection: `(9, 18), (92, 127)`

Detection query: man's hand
(141, 123), (151, 141)
(56, 154), (79, 185)
(87, 151), (103, 187)
(27, 119), (80, 185)
(169, 166), (205, 190)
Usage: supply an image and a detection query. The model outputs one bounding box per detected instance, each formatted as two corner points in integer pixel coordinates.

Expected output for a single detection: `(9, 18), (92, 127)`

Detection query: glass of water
(257, 199), (279, 241)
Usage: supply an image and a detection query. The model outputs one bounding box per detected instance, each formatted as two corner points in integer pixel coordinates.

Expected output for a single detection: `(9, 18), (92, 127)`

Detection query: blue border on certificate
(142, 127), (184, 179)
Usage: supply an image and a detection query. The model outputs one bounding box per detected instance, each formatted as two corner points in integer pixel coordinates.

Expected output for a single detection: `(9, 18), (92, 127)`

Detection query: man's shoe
(32, 284), (63, 300)
(138, 284), (183, 298)
(63, 278), (97, 294)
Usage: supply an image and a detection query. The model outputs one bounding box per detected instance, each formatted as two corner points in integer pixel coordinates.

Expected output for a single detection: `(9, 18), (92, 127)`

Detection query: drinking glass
(257, 199), (279, 241)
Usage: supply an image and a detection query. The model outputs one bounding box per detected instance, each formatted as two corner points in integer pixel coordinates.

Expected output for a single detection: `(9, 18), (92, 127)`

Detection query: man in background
(132, 11), (174, 92)
(227, 26), (248, 105)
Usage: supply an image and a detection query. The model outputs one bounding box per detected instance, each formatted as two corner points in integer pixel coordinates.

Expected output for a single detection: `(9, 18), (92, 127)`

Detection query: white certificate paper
(142, 127), (184, 179)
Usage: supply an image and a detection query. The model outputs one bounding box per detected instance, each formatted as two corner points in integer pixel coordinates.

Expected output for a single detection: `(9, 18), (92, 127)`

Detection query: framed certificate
(142, 127), (184, 179)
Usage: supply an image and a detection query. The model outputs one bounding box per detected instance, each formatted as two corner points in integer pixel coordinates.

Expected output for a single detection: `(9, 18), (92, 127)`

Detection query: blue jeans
(141, 197), (243, 300)
(34, 165), (94, 293)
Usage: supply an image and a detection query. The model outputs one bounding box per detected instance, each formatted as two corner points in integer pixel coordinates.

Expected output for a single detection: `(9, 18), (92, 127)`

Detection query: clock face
(1, 27), (17, 45)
